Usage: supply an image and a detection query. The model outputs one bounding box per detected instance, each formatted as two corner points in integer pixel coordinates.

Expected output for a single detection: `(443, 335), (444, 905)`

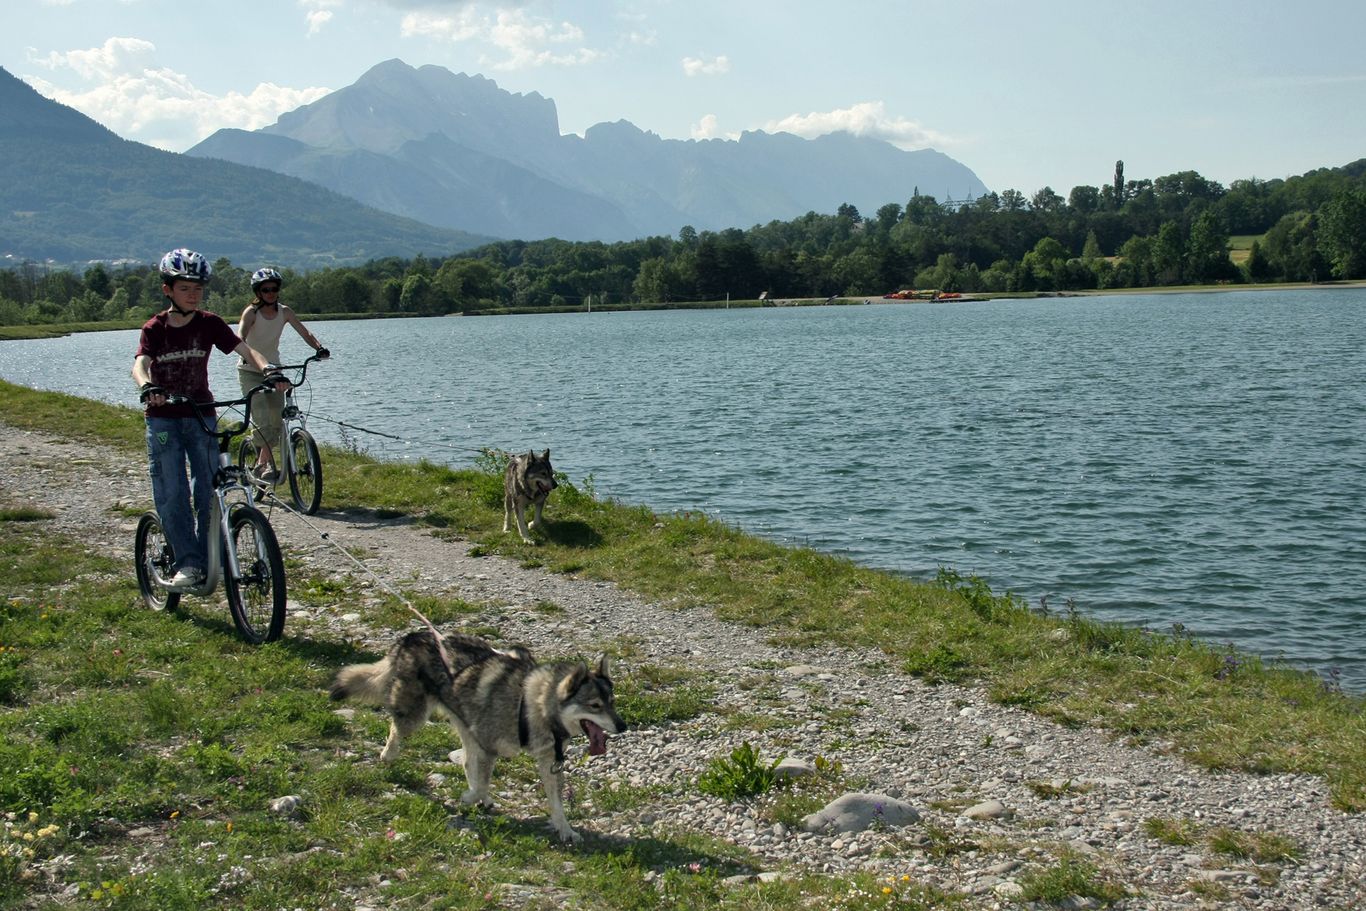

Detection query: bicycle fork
(178, 461), (247, 597)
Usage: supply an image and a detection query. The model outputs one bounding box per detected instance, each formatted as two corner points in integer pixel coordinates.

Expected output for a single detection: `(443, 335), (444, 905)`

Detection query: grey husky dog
(503, 448), (557, 544)
(330, 630), (626, 842)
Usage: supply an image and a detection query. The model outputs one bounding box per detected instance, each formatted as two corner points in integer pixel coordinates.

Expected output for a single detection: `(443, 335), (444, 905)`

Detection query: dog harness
(519, 698), (571, 773)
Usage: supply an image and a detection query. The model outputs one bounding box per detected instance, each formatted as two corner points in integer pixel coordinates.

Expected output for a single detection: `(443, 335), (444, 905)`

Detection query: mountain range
(0, 66), (487, 268)
(188, 59), (989, 243)
(1, 59), (989, 268)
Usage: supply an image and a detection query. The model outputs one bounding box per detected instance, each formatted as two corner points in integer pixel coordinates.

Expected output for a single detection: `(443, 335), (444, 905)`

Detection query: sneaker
(255, 464), (280, 483)
(167, 567), (205, 591)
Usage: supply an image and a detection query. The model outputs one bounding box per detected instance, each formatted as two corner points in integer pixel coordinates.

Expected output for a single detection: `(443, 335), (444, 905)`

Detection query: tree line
(3, 158), (1364, 326)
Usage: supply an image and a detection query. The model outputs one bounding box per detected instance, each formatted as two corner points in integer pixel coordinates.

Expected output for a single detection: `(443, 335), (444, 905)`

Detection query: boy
(131, 248), (284, 590)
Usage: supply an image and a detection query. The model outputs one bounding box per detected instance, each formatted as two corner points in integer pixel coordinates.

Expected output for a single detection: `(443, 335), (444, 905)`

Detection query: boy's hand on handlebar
(139, 382), (166, 405)
(315, 347), (330, 360)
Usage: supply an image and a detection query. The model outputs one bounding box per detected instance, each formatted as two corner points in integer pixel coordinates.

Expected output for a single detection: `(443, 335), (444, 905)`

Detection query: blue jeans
(145, 417), (219, 574)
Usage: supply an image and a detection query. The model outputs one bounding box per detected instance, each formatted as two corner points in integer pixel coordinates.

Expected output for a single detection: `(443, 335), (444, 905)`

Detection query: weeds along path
(3, 422), (1364, 910)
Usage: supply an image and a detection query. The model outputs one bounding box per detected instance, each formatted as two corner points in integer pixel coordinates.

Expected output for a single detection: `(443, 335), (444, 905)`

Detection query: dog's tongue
(582, 720), (608, 756)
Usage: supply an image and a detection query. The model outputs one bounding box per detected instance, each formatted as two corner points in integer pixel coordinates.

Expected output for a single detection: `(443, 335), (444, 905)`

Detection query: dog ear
(542, 448), (551, 461)
(525, 449), (534, 460)
(596, 654), (611, 679)
(557, 661), (589, 700)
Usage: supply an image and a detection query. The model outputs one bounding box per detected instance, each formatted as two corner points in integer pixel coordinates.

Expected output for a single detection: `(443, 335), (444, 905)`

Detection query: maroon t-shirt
(136, 310), (243, 419)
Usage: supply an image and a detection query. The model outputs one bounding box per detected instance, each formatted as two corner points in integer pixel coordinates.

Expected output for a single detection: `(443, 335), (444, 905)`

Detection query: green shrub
(697, 742), (782, 801)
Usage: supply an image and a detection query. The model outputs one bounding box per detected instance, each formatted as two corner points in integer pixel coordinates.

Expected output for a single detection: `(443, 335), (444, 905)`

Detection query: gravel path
(4, 423), (1363, 910)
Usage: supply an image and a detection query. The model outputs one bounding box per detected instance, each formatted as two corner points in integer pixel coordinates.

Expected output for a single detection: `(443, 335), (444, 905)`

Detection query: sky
(6, 0), (1366, 201)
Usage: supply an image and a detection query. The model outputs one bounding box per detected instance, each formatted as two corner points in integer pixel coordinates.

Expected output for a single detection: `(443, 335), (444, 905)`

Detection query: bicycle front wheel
(237, 437), (268, 502)
(223, 505), (286, 644)
(288, 428), (323, 514)
(134, 512), (181, 612)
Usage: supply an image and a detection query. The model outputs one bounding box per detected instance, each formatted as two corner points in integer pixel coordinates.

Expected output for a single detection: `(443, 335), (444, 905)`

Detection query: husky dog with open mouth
(503, 448), (557, 543)
(331, 629), (626, 842)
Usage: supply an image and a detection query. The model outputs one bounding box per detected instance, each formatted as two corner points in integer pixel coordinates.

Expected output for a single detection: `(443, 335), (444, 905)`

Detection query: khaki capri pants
(238, 368), (285, 455)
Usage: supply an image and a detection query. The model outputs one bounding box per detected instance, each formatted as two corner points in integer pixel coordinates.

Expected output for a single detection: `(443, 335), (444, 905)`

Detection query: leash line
(254, 486), (456, 680)
(306, 412), (488, 456)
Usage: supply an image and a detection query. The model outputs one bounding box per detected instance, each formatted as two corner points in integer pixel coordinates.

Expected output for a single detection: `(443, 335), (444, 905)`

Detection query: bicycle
(237, 352), (326, 514)
(134, 381), (288, 644)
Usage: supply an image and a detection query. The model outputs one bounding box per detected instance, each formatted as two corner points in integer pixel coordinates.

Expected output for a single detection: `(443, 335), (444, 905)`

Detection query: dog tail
(330, 657), (392, 705)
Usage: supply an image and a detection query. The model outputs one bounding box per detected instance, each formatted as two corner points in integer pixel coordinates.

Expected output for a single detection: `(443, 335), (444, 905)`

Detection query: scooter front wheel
(223, 505), (286, 644)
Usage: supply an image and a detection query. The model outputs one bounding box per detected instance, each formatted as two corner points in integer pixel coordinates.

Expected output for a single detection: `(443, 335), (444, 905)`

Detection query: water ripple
(2, 289), (1364, 688)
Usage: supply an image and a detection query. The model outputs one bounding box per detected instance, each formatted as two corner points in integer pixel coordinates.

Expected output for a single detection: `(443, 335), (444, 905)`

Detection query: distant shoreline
(852, 279), (1366, 305)
(3, 281), (1365, 341)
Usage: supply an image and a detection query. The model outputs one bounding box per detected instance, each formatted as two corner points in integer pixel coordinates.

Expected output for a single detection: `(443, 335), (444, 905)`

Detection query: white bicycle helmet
(251, 267), (283, 292)
(159, 248), (212, 285)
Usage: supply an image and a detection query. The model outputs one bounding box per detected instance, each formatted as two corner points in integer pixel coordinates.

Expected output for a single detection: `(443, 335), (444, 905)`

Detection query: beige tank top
(240, 305), (287, 368)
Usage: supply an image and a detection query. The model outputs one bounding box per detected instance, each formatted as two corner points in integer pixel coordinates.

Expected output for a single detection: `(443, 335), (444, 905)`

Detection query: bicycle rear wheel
(134, 512), (181, 612)
(288, 428), (323, 514)
(223, 505), (286, 643)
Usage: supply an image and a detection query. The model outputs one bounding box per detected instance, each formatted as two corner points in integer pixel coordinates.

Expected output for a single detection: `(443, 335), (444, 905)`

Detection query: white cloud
(400, 8), (484, 41)
(400, 7), (602, 69)
(763, 101), (953, 150)
(25, 38), (331, 151)
(374, 0), (486, 7)
(691, 113), (719, 139)
(33, 36), (156, 81)
(682, 55), (729, 77)
(299, 0), (341, 35)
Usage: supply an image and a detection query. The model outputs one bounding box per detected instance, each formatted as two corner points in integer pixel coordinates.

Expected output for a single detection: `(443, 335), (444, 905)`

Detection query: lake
(3, 289), (1364, 689)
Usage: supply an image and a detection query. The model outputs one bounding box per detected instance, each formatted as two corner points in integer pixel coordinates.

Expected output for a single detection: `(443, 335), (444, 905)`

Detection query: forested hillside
(3, 159), (1364, 325)
(0, 67), (488, 268)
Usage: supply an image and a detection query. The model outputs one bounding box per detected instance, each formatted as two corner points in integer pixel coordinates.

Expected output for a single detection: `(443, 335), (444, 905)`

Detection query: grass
(2, 378), (1365, 907)
(0, 500), (828, 910)
(1228, 233), (1261, 266)
(1147, 815), (1303, 861)
(1017, 855), (1127, 904)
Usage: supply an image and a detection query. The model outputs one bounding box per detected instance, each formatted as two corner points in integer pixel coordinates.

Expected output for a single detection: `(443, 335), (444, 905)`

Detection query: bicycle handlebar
(272, 350), (329, 387)
(163, 379), (283, 442)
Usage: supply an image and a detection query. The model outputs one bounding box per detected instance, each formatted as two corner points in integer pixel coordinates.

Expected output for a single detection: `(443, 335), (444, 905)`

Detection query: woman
(238, 267), (329, 481)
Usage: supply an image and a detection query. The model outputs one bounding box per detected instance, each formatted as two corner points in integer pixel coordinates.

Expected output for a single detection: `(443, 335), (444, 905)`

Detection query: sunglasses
(258, 286), (281, 294)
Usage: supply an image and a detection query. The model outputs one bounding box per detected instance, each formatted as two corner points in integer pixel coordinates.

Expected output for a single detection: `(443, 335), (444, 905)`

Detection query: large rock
(801, 792), (920, 834)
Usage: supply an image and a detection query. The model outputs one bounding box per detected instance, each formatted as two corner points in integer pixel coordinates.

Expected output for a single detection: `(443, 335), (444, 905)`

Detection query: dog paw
(519, 535), (535, 545)
(460, 790), (493, 808)
(555, 825), (581, 844)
